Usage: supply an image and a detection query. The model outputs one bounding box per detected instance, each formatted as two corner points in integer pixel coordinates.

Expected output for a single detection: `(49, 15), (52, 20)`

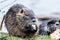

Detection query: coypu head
(47, 18), (60, 34)
(15, 4), (37, 33)
(5, 4), (38, 37)
(16, 8), (37, 34)
(39, 18), (60, 35)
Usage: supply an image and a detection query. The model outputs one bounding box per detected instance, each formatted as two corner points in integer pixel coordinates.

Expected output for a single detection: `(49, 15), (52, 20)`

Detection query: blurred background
(0, 0), (60, 33)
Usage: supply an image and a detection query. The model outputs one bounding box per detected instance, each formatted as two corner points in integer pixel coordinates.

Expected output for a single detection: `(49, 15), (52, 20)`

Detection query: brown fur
(0, 4), (38, 40)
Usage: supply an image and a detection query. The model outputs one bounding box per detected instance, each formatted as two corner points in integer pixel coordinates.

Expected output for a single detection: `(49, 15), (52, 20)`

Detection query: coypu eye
(32, 19), (36, 22)
(59, 20), (60, 22)
(20, 9), (24, 13)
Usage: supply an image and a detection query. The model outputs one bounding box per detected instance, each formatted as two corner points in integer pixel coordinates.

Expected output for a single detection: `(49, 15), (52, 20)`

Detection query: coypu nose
(25, 24), (37, 31)
(31, 24), (37, 30)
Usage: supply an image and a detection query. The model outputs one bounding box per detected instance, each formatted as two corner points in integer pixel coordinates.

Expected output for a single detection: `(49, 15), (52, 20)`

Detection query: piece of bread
(50, 28), (60, 40)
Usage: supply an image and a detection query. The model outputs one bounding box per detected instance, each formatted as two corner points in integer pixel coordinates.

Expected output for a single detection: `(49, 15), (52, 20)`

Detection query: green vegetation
(0, 33), (50, 40)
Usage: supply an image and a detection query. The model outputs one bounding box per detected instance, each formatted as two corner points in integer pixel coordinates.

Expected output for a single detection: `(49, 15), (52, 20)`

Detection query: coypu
(0, 4), (39, 39)
(39, 17), (60, 35)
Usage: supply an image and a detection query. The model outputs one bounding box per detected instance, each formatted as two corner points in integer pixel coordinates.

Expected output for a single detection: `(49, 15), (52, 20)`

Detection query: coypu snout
(24, 24), (37, 32)
(28, 24), (37, 31)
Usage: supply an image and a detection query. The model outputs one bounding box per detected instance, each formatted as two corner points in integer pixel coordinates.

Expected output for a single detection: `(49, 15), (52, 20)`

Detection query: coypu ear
(48, 20), (56, 25)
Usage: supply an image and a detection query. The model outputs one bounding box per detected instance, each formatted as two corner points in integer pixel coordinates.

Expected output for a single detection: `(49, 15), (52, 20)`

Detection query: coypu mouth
(22, 24), (37, 36)
(25, 24), (37, 31)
